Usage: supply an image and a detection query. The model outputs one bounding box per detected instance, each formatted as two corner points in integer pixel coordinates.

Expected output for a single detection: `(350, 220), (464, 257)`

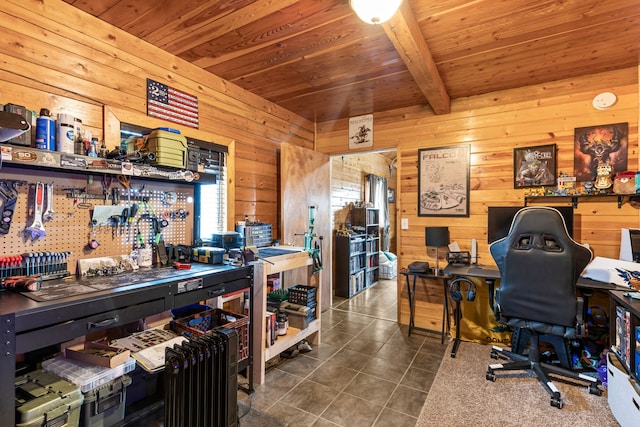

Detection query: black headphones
(449, 278), (476, 302)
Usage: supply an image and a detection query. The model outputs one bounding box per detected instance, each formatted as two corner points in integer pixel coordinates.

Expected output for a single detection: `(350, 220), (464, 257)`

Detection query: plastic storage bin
(379, 259), (397, 279)
(42, 356), (136, 393)
(125, 367), (162, 408)
(80, 375), (131, 427)
(15, 370), (83, 427)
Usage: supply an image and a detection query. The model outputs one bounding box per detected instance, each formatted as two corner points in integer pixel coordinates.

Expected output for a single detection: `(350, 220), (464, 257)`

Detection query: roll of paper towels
(471, 238), (477, 264)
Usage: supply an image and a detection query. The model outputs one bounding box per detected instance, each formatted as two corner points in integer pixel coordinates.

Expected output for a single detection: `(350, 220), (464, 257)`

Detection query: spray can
(56, 113), (75, 153)
(35, 108), (55, 150)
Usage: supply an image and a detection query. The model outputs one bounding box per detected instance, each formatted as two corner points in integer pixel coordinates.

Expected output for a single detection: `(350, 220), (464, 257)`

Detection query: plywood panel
(281, 143), (331, 310)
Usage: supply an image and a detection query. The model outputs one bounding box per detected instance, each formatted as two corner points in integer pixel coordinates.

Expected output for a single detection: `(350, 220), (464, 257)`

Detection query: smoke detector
(592, 92), (617, 110)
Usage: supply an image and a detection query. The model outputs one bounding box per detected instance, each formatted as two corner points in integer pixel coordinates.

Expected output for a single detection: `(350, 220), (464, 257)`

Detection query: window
(196, 151), (227, 242)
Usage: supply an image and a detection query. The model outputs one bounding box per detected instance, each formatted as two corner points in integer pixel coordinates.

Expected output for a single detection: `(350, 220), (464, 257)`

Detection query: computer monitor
(487, 205), (574, 243)
(619, 228), (640, 262)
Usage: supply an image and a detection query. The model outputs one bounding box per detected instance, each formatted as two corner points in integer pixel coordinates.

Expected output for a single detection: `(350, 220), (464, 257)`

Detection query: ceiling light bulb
(349, 0), (403, 25)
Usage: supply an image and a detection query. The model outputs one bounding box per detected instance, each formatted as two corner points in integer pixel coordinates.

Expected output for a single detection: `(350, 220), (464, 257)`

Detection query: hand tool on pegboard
(43, 183), (55, 221)
(0, 179), (26, 234)
(25, 182), (46, 240)
(126, 203), (139, 242)
(102, 174), (113, 204)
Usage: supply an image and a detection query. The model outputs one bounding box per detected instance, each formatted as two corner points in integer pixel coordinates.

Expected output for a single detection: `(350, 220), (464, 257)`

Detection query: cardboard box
(65, 342), (130, 368)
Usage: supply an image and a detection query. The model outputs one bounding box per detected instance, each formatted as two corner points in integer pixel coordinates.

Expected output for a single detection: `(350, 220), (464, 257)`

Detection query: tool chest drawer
(16, 299), (165, 354)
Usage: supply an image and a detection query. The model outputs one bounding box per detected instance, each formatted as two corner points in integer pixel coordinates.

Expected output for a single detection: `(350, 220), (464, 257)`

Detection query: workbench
(0, 263), (253, 426)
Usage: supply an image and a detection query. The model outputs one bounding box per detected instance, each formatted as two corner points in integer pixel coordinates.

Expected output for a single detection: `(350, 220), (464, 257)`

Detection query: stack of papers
(110, 327), (186, 373)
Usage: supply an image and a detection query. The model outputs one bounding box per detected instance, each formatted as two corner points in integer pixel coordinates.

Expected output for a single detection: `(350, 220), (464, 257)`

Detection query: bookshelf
(608, 290), (640, 424)
(335, 208), (380, 298)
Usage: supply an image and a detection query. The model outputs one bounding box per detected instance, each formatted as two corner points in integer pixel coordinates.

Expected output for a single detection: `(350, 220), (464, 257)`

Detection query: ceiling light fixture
(349, 0), (403, 25)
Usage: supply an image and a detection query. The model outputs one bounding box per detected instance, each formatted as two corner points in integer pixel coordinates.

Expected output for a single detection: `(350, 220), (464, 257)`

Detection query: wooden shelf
(264, 319), (320, 361)
(0, 144), (209, 183)
(251, 247), (321, 385)
(524, 193), (637, 208)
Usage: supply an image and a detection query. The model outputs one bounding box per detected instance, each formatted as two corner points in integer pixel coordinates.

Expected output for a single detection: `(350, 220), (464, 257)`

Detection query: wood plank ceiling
(63, 0), (640, 122)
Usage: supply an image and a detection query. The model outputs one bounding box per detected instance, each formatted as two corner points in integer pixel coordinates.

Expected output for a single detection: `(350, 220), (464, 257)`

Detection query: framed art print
(418, 145), (470, 217)
(513, 144), (557, 188)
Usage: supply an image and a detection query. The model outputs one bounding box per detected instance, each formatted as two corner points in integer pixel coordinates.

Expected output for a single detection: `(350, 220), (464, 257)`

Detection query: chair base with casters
(511, 328), (573, 370)
(486, 332), (602, 409)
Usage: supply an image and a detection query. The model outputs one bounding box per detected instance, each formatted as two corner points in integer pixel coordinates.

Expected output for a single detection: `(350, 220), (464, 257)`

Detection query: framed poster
(573, 122), (628, 182)
(418, 145), (469, 217)
(513, 144), (557, 188)
(348, 114), (373, 149)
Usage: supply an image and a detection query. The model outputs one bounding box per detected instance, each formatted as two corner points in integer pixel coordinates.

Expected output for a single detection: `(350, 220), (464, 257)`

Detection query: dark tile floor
(239, 278), (448, 426)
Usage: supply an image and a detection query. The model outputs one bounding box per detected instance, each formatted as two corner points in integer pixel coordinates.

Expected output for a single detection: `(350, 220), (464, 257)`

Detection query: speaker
(449, 278), (476, 302)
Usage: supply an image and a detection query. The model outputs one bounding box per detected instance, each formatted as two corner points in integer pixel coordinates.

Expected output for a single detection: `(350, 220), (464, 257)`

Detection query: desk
(0, 264), (253, 426)
(443, 263), (618, 358)
(399, 269), (450, 342)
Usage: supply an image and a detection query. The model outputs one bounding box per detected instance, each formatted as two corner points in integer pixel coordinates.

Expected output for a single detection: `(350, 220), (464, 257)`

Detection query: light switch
(401, 218), (409, 230)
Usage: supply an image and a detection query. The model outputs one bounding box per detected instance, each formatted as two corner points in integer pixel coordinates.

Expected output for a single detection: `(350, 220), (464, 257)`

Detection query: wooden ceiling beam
(382, 1), (450, 114)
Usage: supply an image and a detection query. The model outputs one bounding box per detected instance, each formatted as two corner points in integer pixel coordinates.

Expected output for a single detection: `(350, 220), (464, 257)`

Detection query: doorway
(329, 150), (398, 307)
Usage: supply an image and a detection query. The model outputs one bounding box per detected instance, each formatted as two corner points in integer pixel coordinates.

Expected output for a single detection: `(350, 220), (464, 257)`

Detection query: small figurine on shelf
(594, 160), (613, 193)
(557, 172), (577, 195)
(582, 181), (595, 195)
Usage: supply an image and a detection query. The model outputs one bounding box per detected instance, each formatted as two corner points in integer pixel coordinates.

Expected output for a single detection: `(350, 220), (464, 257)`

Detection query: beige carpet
(417, 341), (619, 427)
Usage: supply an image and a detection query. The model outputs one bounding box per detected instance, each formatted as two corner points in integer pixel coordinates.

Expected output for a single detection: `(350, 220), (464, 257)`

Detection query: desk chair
(486, 206), (601, 408)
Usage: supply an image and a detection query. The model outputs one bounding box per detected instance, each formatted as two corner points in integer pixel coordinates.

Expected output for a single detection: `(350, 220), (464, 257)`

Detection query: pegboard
(0, 165), (194, 275)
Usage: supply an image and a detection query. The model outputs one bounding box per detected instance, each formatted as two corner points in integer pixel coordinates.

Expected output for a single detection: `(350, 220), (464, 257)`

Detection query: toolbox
(145, 129), (187, 168)
(79, 374), (131, 427)
(15, 370), (84, 427)
(192, 246), (225, 265)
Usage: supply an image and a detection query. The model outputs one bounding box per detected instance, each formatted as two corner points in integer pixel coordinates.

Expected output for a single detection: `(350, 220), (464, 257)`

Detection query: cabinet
(251, 248), (320, 384)
(608, 290), (640, 425)
(351, 207), (380, 289)
(609, 290), (640, 379)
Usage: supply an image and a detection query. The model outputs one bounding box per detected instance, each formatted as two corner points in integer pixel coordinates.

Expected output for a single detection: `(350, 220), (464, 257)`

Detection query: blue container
(35, 108), (55, 150)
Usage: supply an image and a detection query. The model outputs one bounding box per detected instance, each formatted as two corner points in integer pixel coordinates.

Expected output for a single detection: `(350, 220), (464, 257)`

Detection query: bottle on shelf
(35, 108), (55, 151)
(56, 113), (75, 153)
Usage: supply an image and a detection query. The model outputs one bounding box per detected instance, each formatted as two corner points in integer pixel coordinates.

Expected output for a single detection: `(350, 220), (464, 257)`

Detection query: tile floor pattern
(239, 279), (447, 426)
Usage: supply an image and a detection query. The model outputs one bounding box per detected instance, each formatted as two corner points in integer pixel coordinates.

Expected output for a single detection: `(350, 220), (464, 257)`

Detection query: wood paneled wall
(318, 66), (639, 331)
(0, 0), (314, 242)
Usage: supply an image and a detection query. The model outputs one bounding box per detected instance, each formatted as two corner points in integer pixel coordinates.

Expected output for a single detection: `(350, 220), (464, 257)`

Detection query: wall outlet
(401, 218), (409, 230)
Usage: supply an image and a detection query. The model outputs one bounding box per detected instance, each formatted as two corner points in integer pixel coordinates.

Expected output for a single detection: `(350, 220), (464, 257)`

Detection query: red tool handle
(36, 184), (43, 204)
(1, 275), (42, 292)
